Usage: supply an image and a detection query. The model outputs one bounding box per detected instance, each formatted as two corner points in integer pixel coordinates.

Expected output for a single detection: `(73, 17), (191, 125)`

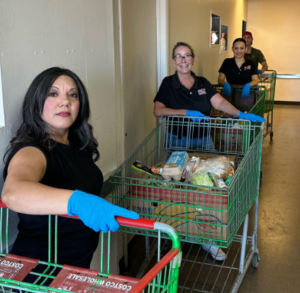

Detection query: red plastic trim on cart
(130, 248), (180, 293)
(0, 200), (6, 208)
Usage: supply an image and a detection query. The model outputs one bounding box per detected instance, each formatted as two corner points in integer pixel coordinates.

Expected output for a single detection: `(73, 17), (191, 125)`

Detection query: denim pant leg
(167, 133), (214, 150)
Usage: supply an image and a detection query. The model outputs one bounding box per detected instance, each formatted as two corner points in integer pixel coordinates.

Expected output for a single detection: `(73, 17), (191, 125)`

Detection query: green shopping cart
(258, 70), (277, 140)
(110, 116), (264, 292)
(0, 200), (181, 293)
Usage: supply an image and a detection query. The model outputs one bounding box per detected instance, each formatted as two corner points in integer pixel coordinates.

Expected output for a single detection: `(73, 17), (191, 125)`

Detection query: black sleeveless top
(3, 141), (103, 268)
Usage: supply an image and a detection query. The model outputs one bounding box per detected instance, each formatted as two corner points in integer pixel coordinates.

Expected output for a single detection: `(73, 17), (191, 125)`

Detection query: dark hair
(232, 38), (246, 47)
(4, 67), (99, 162)
(172, 42), (195, 58)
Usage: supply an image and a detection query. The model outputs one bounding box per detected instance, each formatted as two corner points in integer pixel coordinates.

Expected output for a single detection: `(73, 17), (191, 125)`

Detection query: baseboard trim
(274, 101), (300, 105)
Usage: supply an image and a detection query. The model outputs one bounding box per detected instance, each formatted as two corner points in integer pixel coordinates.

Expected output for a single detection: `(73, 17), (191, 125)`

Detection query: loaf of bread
(194, 156), (231, 179)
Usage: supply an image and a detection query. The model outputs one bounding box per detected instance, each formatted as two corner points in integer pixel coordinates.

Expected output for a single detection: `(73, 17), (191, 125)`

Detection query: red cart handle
(0, 200), (6, 208)
(116, 217), (155, 230)
(0, 200), (155, 230)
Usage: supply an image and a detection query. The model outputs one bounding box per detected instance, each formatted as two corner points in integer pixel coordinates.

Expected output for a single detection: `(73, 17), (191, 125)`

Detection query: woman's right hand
(68, 190), (139, 232)
(223, 82), (231, 96)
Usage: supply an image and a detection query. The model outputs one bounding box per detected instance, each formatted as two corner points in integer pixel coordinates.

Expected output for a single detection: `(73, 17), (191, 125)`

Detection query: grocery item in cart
(132, 160), (164, 180)
(190, 172), (218, 188)
(162, 151), (189, 181)
(194, 155), (231, 179)
(215, 176), (228, 188)
(182, 156), (200, 183)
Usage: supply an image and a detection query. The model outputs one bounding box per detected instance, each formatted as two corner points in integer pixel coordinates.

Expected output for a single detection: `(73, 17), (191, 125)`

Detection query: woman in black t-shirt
(1, 67), (139, 269)
(218, 38), (259, 98)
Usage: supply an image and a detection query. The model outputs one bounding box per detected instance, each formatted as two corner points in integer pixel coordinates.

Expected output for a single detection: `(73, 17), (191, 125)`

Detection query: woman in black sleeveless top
(2, 67), (139, 269)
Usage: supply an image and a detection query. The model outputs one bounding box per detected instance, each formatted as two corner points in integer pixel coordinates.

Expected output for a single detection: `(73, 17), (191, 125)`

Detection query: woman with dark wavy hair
(4, 67), (98, 160)
(2, 67), (138, 269)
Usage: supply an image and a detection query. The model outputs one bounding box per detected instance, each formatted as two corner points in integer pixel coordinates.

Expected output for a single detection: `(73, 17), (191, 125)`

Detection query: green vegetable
(190, 172), (216, 187)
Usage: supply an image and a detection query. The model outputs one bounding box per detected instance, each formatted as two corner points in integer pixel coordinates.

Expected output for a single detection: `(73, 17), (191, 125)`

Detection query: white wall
(0, 0), (159, 273)
(248, 0), (300, 101)
(0, 0), (119, 186)
(120, 0), (157, 157)
(169, 0), (248, 84)
(0, 0), (119, 272)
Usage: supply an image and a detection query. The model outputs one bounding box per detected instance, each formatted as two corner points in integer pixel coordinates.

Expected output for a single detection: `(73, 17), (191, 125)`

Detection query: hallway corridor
(239, 104), (300, 292)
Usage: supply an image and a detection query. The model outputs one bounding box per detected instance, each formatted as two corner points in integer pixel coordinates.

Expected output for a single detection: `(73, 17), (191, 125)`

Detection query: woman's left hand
(238, 112), (266, 122)
(242, 83), (251, 98)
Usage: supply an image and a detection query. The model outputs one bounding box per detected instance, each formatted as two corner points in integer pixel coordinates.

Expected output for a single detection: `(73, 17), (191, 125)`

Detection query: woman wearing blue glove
(1, 67), (139, 269)
(218, 38), (259, 98)
(154, 42), (265, 148)
(153, 42), (265, 261)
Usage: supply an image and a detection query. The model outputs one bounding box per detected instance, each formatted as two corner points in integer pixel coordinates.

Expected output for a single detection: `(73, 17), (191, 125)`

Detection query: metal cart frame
(0, 201), (181, 293)
(211, 85), (269, 138)
(258, 70), (277, 140)
(110, 116), (264, 292)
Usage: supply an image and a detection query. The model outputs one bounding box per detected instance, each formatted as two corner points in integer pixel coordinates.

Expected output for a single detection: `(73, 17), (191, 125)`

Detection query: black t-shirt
(219, 58), (257, 85)
(3, 140), (103, 268)
(154, 71), (217, 138)
(154, 71), (217, 115)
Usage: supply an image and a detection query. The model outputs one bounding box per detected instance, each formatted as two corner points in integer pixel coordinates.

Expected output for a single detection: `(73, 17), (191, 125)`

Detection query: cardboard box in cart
(130, 184), (228, 241)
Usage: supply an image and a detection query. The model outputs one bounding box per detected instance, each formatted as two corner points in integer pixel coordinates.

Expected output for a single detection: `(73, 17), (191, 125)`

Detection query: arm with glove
(218, 72), (231, 97)
(68, 190), (139, 232)
(238, 112), (266, 122)
(186, 109), (208, 122)
(210, 93), (266, 122)
(242, 73), (260, 98)
(2, 146), (139, 233)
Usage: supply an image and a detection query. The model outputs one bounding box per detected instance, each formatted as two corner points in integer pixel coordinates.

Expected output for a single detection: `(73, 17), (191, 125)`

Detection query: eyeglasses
(173, 54), (193, 62)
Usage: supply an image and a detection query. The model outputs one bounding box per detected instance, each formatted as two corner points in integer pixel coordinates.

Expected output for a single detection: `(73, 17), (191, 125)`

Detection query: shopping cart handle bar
(0, 201), (156, 230)
(0, 200), (6, 208)
(116, 217), (155, 229)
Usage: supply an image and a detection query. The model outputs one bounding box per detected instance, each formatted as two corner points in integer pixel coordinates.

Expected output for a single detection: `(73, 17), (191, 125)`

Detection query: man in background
(242, 31), (269, 74)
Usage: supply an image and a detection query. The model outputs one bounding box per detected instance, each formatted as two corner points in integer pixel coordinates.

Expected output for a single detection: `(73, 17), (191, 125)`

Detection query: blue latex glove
(242, 83), (251, 98)
(186, 110), (208, 122)
(223, 82), (231, 96)
(238, 112), (266, 122)
(68, 190), (139, 232)
(257, 69), (263, 74)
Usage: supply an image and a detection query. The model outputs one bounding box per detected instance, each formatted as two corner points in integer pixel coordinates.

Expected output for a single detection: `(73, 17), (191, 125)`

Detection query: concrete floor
(239, 104), (300, 293)
(123, 104), (300, 292)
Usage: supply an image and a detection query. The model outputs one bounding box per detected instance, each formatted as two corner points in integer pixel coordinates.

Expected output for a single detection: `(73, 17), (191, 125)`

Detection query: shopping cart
(0, 200), (181, 293)
(211, 85), (268, 138)
(110, 116), (264, 292)
(258, 70), (277, 140)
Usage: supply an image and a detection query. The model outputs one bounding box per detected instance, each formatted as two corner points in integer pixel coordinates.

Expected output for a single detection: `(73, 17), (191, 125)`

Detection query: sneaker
(202, 244), (227, 261)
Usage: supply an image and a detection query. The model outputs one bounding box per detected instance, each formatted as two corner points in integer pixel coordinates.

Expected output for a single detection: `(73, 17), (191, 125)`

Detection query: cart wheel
(252, 252), (260, 268)
(270, 132), (273, 141)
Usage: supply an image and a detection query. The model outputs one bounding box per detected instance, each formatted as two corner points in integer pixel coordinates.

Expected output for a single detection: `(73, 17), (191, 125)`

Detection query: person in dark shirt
(153, 42), (265, 262)
(154, 42), (265, 130)
(218, 38), (259, 98)
(243, 31), (268, 74)
(1, 67), (139, 269)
